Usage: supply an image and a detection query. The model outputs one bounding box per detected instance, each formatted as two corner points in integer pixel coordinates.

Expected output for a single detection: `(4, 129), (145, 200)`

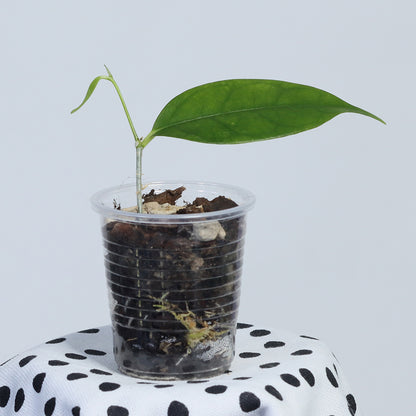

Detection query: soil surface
(142, 186), (238, 214)
(104, 187), (246, 379)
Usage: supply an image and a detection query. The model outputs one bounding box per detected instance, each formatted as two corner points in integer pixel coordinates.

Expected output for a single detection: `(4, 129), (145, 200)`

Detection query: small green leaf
(71, 75), (111, 114)
(148, 79), (384, 145)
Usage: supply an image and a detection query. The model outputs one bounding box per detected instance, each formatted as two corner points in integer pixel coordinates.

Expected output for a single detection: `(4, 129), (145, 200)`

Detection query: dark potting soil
(103, 187), (246, 379)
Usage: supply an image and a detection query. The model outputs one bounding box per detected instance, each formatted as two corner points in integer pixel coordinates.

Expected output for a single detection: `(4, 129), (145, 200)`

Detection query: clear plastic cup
(91, 180), (255, 380)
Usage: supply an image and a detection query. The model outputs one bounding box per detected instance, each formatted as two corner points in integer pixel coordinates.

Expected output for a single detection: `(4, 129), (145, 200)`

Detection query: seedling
(71, 65), (384, 212)
(74, 69), (385, 378)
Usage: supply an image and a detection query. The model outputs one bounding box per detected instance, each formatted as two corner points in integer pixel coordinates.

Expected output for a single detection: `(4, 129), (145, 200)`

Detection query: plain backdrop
(0, 1), (414, 414)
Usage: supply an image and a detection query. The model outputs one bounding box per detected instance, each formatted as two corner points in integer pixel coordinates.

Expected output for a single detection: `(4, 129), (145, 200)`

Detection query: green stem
(71, 66), (155, 212)
(134, 132), (156, 212)
(141, 130), (157, 148)
(136, 145), (143, 213)
(105, 76), (140, 143)
(104, 67), (144, 211)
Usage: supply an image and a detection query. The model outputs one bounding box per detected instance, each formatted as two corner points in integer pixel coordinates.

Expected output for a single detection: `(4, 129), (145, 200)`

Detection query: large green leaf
(147, 79), (384, 145)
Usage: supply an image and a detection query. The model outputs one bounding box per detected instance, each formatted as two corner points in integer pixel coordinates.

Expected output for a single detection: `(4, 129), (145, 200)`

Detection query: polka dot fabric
(0, 324), (360, 416)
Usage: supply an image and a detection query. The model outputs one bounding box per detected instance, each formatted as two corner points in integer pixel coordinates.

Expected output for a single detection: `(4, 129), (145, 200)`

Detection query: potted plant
(72, 66), (384, 380)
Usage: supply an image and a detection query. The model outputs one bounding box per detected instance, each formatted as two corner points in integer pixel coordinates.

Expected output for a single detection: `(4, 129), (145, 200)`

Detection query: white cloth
(0, 324), (359, 416)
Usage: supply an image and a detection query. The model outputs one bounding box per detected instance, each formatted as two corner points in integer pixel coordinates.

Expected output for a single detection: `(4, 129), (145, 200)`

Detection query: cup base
(117, 362), (231, 381)
(112, 330), (235, 381)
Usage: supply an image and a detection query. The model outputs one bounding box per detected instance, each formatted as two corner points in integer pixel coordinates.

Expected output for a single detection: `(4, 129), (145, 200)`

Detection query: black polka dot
(187, 380), (208, 384)
(264, 341), (285, 348)
(85, 349), (107, 356)
(154, 384), (173, 388)
(291, 349), (313, 356)
(72, 406), (80, 416)
(300, 335), (319, 340)
(67, 373), (88, 381)
(107, 405), (129, 416)
(14, 388), (25, 412)
(205, 385), (227, 394)
(48, 360), (69, 366)
(280, 373), (301, 387)
(19, 355), (37, 367)
(90, 369), (112, 376)
(78, 328), (100, 334)
(167, 400), (189, 416)
(265, 385), (283, 401)
(0, 356), (15, 367)
(224, 370), (232, 374)
(233, 377), (252, 380)
(239, 352), (261, 358)
(46, 338), (66, 344)
(0, 386), (11, 407)
(346, 394), (357, 415)
(299, 368), (315, 386)
(44, 397), (56, 416)
(260, 362), (280, 369)
(326, 367), (339, 388)
(239, 392), (261, 412)
(250, 329), (271, 337)
(33, 373), (46, 393)
(237, 323), (253, 329)
(65, 353), (87, 360)
(99, 382), (121, 392)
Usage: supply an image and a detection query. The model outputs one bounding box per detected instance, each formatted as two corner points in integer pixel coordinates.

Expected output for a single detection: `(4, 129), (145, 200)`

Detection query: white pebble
(193, 221), (226, 241)
(143, 201), (183, 215)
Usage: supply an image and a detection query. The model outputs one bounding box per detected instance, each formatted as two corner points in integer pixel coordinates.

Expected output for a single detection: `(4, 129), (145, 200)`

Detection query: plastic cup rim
(91, 179), (256, 223)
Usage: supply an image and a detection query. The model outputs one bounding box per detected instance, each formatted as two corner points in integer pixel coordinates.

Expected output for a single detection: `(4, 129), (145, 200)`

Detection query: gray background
(0, 1), (414, 414)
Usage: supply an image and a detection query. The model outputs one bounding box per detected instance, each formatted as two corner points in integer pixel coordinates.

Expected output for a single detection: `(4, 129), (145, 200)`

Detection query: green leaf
(147, 79), (384, 145)
(71, 66), (140, 143)
(71, 75), (111, 114)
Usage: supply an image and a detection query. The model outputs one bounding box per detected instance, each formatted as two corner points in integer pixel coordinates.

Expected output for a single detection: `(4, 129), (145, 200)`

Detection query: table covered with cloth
(0, 323), (359, 416)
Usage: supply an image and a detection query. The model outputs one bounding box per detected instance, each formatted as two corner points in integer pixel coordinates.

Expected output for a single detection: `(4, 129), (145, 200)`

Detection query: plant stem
(104, 68), (143, 212)
(141, 131), (156, 148)
(136, 145), (143, 213)
(71, 66), (153, 211)
(135, 131), (156, 213)
(104, 76), (140, 144)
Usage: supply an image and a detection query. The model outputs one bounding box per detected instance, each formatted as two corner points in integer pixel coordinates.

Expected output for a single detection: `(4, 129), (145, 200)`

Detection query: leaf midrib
(153, 102), (346, 136)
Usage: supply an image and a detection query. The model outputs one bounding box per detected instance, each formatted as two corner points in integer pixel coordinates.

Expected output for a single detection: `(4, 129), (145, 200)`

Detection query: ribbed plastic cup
(91, 180), (255, 380)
